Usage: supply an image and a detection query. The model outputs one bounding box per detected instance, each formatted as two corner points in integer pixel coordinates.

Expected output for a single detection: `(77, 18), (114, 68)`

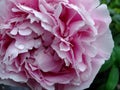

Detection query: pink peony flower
(0, 0), (114, 90)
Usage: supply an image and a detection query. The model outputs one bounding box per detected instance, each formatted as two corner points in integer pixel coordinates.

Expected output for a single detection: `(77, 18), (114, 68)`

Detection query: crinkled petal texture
(0, 0), (114, 90)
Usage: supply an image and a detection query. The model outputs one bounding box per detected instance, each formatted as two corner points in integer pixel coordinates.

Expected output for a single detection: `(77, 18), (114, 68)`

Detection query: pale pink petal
(69, 0), (100, 11)
(44, 69), (75, 84)
(91, 4), (112, 26)
(59, 42), (70, 51)
(18, 28), (32, 36)
(17, 4), (54, 25)
(34, 49), (63, 72)
(93, 29), (114, 59)
(3, 42), (19, 62)
(82, 42), (97, 57)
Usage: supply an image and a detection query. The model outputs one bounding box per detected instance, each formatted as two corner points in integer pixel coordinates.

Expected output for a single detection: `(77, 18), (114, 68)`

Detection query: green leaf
(113, 14), (120, 24)
(105, 65), (119, 90)
(114, 46), (120, 67)
(106, 0), (111, 3)
(114, 34), (120, 46)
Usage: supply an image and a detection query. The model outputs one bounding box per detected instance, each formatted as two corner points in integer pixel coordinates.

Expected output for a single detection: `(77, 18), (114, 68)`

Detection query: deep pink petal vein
(0, 0), (114, 90)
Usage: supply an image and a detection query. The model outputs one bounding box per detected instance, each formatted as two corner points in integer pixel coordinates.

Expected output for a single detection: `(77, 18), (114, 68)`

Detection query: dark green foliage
(105, 65), (119, 90)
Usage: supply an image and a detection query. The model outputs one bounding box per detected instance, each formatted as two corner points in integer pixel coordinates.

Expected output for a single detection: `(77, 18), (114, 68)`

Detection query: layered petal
(0, 0), (113, 90)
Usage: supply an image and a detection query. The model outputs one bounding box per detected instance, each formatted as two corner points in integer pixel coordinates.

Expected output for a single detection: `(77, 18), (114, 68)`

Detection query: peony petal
(44, 69), (75, 84)
(93, 29), (114, 59)
(52, 38), (67, 59)
(0, 0), (13, 22)
(69, 21), (85, 36)
(3, 42), (19, 63)
(91, 4), (112, 26)
(10, 28), (18, 35)
(59, 42), (70, 51)
(18, 28), (32, 36)
(17, 4), (54, 25)
(27, 14), (39, 23)
(69, 0), (100, 11)
(41, 22), (52, 31)
(27, 79), (43, 90)
(82, 42), (97, 57)
(78, 62), (87, 72)
(34, 49), (63, 72)
(29, 23), (44, 35)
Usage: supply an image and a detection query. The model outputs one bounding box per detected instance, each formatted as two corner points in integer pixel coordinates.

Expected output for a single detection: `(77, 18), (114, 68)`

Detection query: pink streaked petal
(69, 21), (85, 36)
(27, 79), (43, 90)
(34, 49), (63, 72)
(69, 38), (84, 63)
(59, 42), (70, 51)
(54, 3), (62, 19)
(26, 68), (55, 90)
(41, 22), (53, 32)
(0, 66), (27, 82)
(44, 69), (75, 84)
(17, 4), (54, 25)
(11, 0), (38, 10)
(52, 38), (67, 59)
(29, 23), (44, 35)
(3, 42), (19, 63)
(79, 31), (95, 42)
(27, 14), (39, 23)
(42, 31), (54, 47)
(38, 0), (54, 12)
